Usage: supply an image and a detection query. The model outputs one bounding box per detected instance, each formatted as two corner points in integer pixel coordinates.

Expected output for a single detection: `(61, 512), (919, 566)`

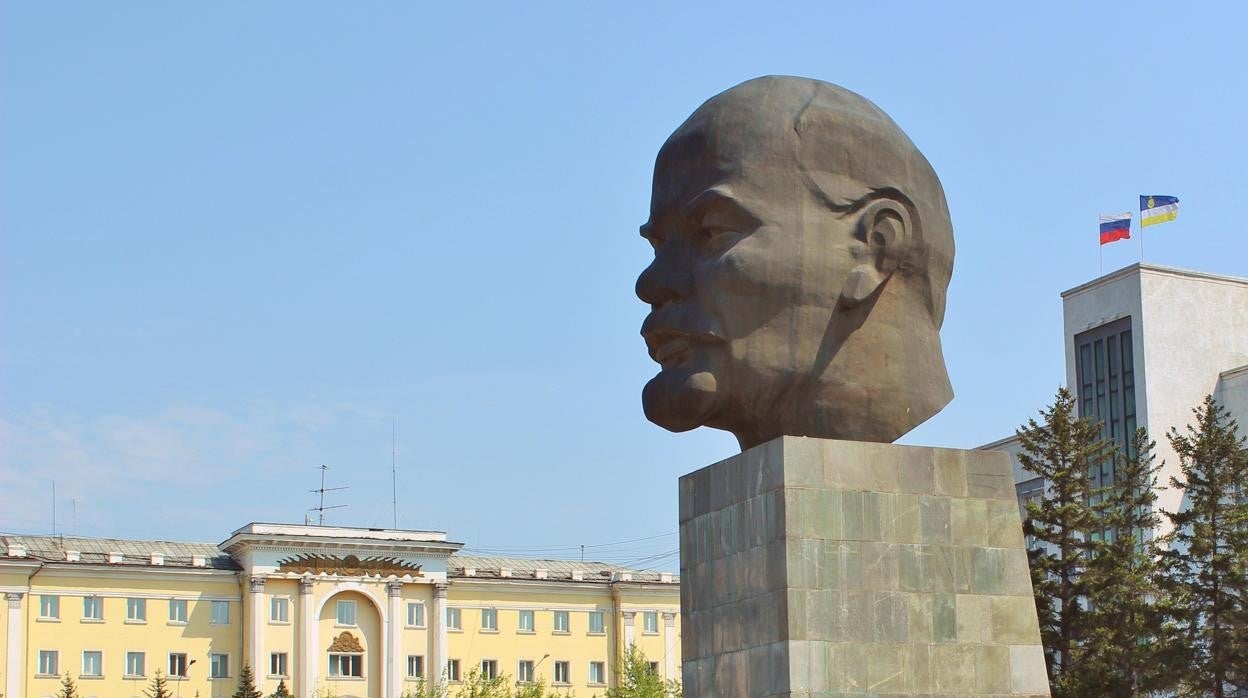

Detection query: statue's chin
(642, 368), (719, 433)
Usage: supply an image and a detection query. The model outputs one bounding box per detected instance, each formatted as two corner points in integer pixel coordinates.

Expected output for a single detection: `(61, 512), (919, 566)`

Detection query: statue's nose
(636, 249), (693, 307)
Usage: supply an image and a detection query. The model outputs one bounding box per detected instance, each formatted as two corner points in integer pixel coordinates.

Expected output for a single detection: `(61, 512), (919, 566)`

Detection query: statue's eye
(696, 226), (736, 247)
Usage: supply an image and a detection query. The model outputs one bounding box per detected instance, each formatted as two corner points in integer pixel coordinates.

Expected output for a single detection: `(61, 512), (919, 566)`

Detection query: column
(662, 612), (677, 681)
(248, 577), (266, 682)
(621, 611), (636, 650)
(386, 580), (403, 698)
(430, 583), (448, 688)
(5, 593), (22, 698)
(298, 578), (315, 698)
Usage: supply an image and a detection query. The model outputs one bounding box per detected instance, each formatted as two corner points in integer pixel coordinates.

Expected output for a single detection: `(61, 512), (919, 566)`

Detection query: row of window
(421, 658), (620, 686)
(39, 596), (661, 636)
(38, 649), (651, 688)
(37, 596), (230, 624)
(336, 602), (662, 635)
(444, 608), (660, 634)
(37, 651), (230, 680)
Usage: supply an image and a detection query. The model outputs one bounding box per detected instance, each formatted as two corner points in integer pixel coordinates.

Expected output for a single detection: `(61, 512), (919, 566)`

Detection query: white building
(983, 263), (1248, 533)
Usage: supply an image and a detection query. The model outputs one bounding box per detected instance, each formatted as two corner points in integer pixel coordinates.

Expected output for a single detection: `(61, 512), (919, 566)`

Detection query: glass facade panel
(1075, 317), (1137, 486)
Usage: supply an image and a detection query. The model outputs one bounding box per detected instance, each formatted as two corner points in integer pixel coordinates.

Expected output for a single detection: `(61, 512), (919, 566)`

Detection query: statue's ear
(841, 199), (913, 306)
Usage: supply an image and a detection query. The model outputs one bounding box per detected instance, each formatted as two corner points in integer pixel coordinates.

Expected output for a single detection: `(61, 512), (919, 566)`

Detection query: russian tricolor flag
(1099, 213), (1132, 245)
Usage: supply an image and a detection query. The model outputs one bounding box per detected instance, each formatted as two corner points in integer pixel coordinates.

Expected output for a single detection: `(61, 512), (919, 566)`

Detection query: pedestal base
(678, 437), (1050, 697)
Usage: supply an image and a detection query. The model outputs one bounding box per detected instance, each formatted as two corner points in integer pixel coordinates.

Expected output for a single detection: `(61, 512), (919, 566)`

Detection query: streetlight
(176, 659), (197, 698)
(515, 654), (550, 688)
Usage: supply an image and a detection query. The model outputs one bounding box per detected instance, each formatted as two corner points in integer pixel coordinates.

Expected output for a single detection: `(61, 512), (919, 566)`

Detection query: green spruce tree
(232, 664), (263, 698)
(144, 670), (174, 698)
(269, 678), (292, 698)
(1161, 395), (1248, 698)
(1016, 387), (1112, 696)
(1080, 428), (1169, 696)
(57, 673), (80, 698)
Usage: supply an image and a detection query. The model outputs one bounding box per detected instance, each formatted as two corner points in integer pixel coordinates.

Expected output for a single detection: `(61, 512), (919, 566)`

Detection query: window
(518, 610), (535, 633)
(480, 660), (498, 680)
(446, 607), (461, 630)
(210, 600), (230, 625)
(446, 659), (461, 682)
(405, 602), (425, 627)
(270, 597), (289, 623)
(647, 661), (660, 675)
(169, 653), (188, 678)
(83, 596), (102, 620)
(1075, 317), (1137, 486)
(553, 610), (569, 633)
(406, 655), (424, 679)
(588, 611), (605, 634)
(643, 611), (659, 634)
(589, 661), (606, 685)
(328, 654), (362, 678)
(169, 599), (188, 623)
(553, 661), (570, 685)
(82, 651), (103, 677)
(517, 660), (535, 683)
(38, 650), (58, 676)
(269, 652), (288, 677)
(210, 653), (230, 679)
(126, 652), (146, 677)
(480, 608), (497, 631)
(336, 600), (357, 626)
(39, 595), (59, 619)
(127, 597), (147, 622)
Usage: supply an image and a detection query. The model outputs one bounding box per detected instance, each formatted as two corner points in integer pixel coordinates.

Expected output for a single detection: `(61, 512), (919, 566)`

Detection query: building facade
(0, 523), (681, 698)
(984, 263), (1248, 534)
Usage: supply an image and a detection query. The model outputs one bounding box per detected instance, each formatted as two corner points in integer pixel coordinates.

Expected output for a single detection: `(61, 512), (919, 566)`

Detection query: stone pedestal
(678, 437), (1050, 697)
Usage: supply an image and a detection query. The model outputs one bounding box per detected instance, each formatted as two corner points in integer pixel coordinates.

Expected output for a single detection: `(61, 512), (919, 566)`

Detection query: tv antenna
(309, 464), (348, 525)
(391, 417), (398, 530)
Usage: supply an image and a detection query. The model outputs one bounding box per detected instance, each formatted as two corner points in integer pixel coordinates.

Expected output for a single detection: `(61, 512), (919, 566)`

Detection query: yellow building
(0, 523), (680, 698)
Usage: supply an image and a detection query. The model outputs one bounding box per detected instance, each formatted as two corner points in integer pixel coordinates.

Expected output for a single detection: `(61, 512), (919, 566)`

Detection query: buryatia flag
(1140, 195), (1179, 227)
(1099, 213), (1132, 245)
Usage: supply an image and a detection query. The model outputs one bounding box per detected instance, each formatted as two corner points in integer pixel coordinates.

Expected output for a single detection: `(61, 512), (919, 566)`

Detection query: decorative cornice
(328, 631), (364, 653)
(24, 563), (238, 583)
(277, 554), (424, 578)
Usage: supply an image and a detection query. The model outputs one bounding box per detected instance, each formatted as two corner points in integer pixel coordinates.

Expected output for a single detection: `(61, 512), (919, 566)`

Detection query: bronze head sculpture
(637, 76), (954, 450)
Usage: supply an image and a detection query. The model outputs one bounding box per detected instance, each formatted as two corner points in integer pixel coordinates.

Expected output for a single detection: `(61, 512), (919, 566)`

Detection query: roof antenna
(391, 417), (398, 530)
(52, 481), (57, 537)
(309, 465), (348, 526)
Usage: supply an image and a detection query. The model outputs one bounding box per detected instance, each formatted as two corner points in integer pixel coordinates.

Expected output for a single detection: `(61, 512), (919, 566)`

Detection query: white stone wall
(1063, 265), (1248, 530)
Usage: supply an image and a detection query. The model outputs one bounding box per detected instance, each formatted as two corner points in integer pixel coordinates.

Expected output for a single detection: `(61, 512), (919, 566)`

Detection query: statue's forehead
(651, 101), (799, 211)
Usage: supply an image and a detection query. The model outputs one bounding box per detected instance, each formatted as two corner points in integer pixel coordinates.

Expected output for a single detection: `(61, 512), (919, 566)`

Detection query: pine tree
(605, 646), (679, 698)
(233, 664), (263, 698)
(57, 673), (80, 698)
(269, 678), (292, 698)
(144, 670), (174, 698)
(1016, 387), (1112, 696)
(1080, 428), (1169, 696)
(1161, 395), (1248, 698)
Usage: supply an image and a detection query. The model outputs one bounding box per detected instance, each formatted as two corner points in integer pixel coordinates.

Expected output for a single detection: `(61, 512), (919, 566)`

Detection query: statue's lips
(641, 315), (723, 368)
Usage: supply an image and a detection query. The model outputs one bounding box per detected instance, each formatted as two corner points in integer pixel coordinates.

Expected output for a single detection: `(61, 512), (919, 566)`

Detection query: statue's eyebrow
(682, 187), (761, 228)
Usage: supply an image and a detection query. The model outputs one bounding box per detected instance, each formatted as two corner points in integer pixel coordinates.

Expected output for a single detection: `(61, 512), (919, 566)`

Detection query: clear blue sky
(3, 2), (1245, 570)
